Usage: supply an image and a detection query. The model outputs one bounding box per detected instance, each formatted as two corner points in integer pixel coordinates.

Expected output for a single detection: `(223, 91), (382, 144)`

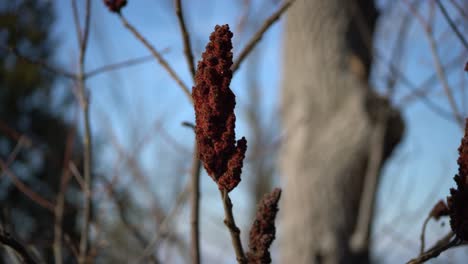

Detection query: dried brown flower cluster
(104, 0), (127, 13)
(448, 118), (468, 240)
(192, 25), (247, 192)
(246, 188), (282, 264)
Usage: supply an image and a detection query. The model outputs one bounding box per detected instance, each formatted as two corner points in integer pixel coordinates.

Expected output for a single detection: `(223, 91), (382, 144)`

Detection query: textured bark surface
(279, 0), (403, 263)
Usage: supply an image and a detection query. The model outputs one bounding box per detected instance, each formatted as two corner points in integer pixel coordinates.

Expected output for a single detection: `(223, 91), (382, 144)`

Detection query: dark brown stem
(190, 143), (202, 264)
(0, 231), (36, 264)
(231, 0), (296, 73)
(174, 0), (196, 80)
(220, 189), (247, 264)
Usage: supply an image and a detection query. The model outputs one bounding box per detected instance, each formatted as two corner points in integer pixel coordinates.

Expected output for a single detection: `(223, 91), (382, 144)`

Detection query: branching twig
(407, 233), (460, 264)
(117, 13), (192, 101)
(0, 231), (37, 264)
(174, 0), (196, 80)
(231, 0), (296, 73)
(220, 189), (247, 264)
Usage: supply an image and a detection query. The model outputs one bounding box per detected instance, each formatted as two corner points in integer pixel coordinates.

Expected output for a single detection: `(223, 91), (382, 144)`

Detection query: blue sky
(48, 0), (466, 262)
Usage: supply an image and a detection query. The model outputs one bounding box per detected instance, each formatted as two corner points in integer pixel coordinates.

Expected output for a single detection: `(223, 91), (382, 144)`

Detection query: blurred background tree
(0, 1), (79, 262)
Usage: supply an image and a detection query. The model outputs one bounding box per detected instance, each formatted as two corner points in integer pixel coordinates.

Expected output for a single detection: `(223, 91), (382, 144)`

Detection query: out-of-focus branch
(105, 182), (160, 264)
(117, 13), (192, 102)
(174, 0), (196, 80)
(231, 0), (295, 73)
(85, 54), (165, 79)
(0, 45), (76, 80)
(220, 189), (247, 264)
(76, 0), (93, 263)
(53, 127), (76, 264)
(0, 231), (36, 264)
(403, 0), (464, 127)
(0, 159), (55, 212)
(137, 184), (190, 263)
(435, 0), (468, 49)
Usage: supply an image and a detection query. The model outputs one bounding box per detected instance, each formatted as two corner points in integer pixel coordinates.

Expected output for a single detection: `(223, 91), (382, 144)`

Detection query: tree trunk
(279, 0), (403, 263)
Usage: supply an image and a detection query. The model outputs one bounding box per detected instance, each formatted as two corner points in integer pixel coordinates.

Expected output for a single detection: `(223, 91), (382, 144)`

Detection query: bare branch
(220, 189), (247, 264)
(0, 45), (76, 80)
(174, 0), (196, 80)
(77, 0), (93, 263)
(85, 54), (160, 79)
(117, 13), (192, 102)
(231, 0), (296, 73)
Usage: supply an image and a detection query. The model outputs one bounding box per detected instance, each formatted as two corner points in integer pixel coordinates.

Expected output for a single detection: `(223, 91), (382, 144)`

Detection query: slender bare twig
(85, 54), (158, 79)
(71, 0), (83, 46)
(174, 0), (196, 80)
(0, 45), (76, 80)
(403, 0), (464, 127)
(0, 231), (37, 264)
(419, 216), (431, 255)
(220, 189), (247, 264)
(426, 30), (464, 127)
(137, 184), (190, 263)
(0, 159), (55, 212)
(53, 127), (76, 264)
(407, 235), (460, 264)
(189, 143), (201, 264)
(104, 181), (159, 264)
(117, 13), (192, 101)
(448, 0), (468, 20)
(174, 2), (201, 257)
(435, 0), (468, 49)
(77, 1), (93, 263)
(231, 0), (296, 73)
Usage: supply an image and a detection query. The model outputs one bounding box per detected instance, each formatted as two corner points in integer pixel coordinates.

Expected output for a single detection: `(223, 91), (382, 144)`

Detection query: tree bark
(279, 0), (403, 263)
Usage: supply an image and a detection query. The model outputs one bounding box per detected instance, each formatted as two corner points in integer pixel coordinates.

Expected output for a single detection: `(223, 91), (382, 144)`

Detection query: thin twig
(419, 216), (431, 255)
(174, 0), (196, 80)
(0, 159), (55, 212)
(0, 45), (76, 80)
(407, 235), (460, 264)
(231, 0), (296, 73)
(435, 0), (468, 49)
(220, 189), (247, 264)
(105, 181), (159, 264)
(0, 231), (37, 264)
(77, 0), (93, 263)
(85, 54), (157, 79)
(53, 127), (76, 264)
(117, 13), (192, 101)
(136, 184), (190, 263)
(190, 143), (201, 264)
(71, 0), (83, 46)
(403, 0), (464, 127)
